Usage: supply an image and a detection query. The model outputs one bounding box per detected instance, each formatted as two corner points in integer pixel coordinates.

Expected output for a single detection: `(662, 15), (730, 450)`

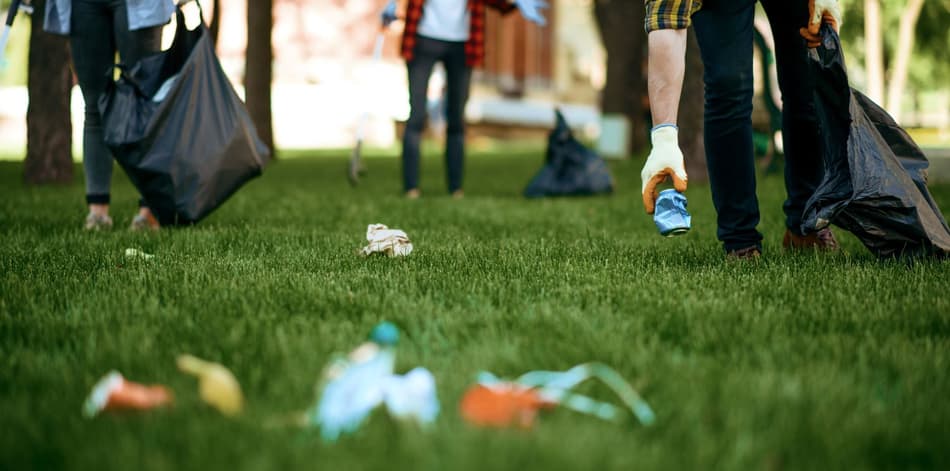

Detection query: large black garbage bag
(802, 26), (950, 258)
(524, 110), (613, 198)
(99, 6), (270, 226)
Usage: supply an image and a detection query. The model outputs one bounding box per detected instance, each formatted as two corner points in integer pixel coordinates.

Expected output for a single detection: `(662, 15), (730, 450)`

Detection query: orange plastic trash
(459, 383), (557, 429)
(83, 371), (173, 417)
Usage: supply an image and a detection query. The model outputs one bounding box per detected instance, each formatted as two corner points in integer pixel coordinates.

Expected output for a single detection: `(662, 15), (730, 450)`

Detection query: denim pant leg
(760, 0), (824, 235)
(441, 41), (471, 194)
(692, 1), (763, 252)
(402, 38), (439, 192)
(71, 0), (162, 205)
(70, 0), (116, 204)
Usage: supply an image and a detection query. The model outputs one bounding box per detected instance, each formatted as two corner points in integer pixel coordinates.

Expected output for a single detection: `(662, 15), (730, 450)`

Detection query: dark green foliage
(1, 150), (949, 470)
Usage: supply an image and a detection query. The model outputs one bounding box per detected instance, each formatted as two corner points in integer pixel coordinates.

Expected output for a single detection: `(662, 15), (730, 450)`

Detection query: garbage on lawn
(654, 189), (691, 237)
(360, 224), (413, 257)
(523, 109), (614, 198)
(177, 354), (244, 417)
(99, 4), (270, 226)
(124, 248), (155, 260)
(803, 26), (950, 257)
(308, 322), (439, 442)
(460, 363), (654, 429)
(82, 371), (172, 418)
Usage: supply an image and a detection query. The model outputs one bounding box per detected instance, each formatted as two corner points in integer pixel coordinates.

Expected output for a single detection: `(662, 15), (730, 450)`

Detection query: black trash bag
(802, 26), (950, 258)
(99, 6), (270, 226)
(524, 109), (613, 198)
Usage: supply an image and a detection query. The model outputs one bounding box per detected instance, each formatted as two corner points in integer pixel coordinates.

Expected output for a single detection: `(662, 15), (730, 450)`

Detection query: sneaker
(84, 213), (113, 231)
(726, 246), (762, 261)
(451, 189), (464, 199)
(405, 189), (421, 200)
(130, 212), (160, 232)
(783, 228), (839, 251)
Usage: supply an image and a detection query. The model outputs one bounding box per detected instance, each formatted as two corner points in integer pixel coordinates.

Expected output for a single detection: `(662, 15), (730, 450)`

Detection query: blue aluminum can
(654, 189), (691, 237)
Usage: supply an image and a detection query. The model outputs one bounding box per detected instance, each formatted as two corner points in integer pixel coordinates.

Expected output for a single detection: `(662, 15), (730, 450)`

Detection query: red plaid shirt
(401, 0), (516, 68)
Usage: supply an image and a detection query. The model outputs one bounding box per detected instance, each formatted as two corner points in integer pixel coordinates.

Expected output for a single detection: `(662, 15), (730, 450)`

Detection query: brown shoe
(405, 189), (421, 200)
(130, 211), (160, 232)
(783, 228), (839, 251)
(727, 246), (762, 260)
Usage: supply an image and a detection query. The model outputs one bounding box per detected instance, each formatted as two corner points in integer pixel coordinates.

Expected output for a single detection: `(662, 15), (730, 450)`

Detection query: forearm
(647, 29), (688, 127)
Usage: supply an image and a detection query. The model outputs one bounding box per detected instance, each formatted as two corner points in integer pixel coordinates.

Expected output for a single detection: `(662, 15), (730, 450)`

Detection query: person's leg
(402, 37), (440, 195)
(692, 0), (762, 253)
(110, 0), (163, 227)
(70, 0), (116, 219)
(760, 0), (824, 235)
(441, 41), (471, 195)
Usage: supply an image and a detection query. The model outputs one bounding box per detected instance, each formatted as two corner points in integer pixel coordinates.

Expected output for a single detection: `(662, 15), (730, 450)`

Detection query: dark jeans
(692, 0), (824, 252)
(70, 0), (162, 205)
(402, 36), (472, 193)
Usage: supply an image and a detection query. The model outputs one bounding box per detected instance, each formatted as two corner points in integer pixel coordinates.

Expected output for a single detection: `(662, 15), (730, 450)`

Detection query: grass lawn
(1, 149), (949, 470)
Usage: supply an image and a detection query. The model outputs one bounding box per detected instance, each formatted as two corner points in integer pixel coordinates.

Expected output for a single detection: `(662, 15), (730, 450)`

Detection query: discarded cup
(654, 189), (691, 237)
(177, 355), (244, 417)
(83, 371), (172, 417)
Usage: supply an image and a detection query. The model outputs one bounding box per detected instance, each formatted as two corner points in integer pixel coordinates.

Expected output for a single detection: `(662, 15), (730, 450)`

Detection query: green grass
(1, 149), (949, 470)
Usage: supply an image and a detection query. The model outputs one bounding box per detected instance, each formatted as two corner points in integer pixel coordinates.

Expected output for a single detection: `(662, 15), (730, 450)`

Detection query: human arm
(641, 28), (689, 214)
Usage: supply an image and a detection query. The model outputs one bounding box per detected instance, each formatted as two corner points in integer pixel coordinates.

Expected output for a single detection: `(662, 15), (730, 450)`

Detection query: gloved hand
(380, 0), (398, 29)
(514, 0), (549, 26)
(800, 0), (841, 48)
(641, 125), (687, 214)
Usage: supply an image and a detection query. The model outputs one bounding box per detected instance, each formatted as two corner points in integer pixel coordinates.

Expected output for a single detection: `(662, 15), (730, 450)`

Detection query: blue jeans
(402, 36), (471, 194)
(70, 0), (162, 205)
(693, 0), (824, 252)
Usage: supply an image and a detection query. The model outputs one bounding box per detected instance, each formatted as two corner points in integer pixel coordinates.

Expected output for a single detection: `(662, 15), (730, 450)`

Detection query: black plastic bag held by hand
(802, 25), (950, 258)
(99, 6), (270, 226)
(524, 110), (614, 198)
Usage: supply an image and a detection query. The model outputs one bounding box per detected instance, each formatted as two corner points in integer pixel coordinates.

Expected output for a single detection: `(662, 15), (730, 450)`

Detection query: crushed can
(654, 189), (691, 237)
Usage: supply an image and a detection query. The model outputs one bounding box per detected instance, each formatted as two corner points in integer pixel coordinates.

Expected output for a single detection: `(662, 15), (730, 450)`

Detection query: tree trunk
(885, 0), (924, 124)
(864, 0), (884, 104)
(245, 0), (275, 155)
(679, 29), (706, 183)
(24, 0), (74, 185)
(593, 0), (648, 155)
(208, 0), (221, 45)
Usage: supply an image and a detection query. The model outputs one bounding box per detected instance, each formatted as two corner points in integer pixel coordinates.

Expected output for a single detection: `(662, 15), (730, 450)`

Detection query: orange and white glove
(641, 125), (687, 214)
(800, 0), (841, 48)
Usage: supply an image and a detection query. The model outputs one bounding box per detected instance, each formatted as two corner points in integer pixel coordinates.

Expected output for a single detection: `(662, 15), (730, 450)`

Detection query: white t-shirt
(418, 0), (471, 42)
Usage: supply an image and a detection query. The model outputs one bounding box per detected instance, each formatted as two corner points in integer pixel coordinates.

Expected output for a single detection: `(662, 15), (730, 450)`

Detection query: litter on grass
(177, 355), (244, 417)
(308, 322), (438, 442)
(460, 363), (655, 429)
(83, 371), (172, 417)
(124, 248), (155, 260)
(360, 224), (413, 257)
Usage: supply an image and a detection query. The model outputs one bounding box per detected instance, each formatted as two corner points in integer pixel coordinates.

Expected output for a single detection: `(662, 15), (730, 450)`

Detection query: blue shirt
(44, 0), (176, 36)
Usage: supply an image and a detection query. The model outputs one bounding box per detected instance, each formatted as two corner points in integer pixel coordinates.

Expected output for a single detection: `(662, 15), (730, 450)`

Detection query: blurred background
(1, 0), (948, 183)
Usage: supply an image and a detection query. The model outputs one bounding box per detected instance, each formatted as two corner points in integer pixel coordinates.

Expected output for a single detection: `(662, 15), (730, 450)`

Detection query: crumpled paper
(360, 224), (413, 257)
(125, 248), (155, 260)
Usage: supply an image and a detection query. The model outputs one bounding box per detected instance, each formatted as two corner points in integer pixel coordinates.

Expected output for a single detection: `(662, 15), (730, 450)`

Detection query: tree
(245, 0), (274, 155)
(593, 0), (648, 155)
(23, 0), (73, 185)
(841, 0), (949, 123)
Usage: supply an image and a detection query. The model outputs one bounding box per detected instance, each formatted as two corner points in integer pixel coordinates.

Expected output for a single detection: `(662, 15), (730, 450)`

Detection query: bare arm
(647, 29), (688, 126)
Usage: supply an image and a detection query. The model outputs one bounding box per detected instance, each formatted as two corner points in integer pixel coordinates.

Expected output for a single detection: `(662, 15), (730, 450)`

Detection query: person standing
(383, 0), (547, 199)
(44, 0), (175, 230)
(640, 0), (842, 258)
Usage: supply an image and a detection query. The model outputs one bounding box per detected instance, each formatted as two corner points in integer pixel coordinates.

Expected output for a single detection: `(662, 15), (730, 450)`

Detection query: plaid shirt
(644, 0), (703, 33)
(401, 0), (517, 68)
